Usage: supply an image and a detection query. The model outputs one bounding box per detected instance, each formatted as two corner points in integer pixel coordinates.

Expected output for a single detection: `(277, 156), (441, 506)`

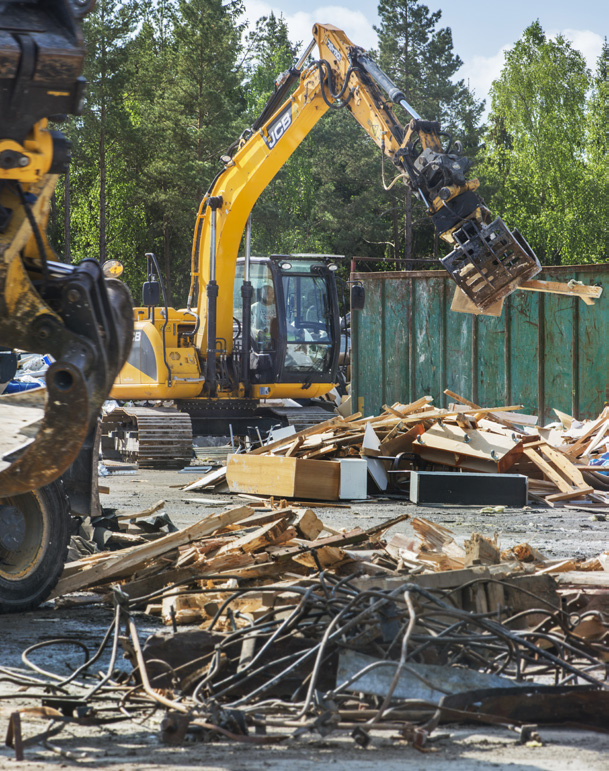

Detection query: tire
(0, 481), (70, 613)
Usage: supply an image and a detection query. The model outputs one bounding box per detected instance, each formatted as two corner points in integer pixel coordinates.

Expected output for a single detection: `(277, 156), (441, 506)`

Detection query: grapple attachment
(0, 253), (133, 497)
(441, 217), (541, 311)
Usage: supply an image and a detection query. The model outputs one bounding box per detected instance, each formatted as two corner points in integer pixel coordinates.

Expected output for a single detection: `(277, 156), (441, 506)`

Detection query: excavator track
(101, 407), (193, 469)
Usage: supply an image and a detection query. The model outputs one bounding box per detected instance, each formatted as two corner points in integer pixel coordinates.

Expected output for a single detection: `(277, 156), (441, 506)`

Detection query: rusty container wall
(351, 265), (609, 422)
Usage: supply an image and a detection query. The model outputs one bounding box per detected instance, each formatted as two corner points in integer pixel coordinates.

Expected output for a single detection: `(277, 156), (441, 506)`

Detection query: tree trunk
(392, 195), (400, 264)
(99, 111), (106, 262)
(163, 216), (172, 303)
(404, 189), (413, 269)
(99, 1), (106, 262)
(64, 164), (71, 263)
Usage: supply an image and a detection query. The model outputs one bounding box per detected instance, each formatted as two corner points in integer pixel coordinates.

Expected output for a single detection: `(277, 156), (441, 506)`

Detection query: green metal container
(351, 265), (608, 422)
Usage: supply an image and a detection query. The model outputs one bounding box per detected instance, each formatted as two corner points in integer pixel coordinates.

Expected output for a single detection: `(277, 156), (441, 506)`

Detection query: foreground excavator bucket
(0, 246), (133, 496)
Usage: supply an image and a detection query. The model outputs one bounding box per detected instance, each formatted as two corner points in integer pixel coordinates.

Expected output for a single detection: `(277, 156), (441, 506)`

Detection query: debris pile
(4, 494), (608, 758)
(52, 502), (609, 620)
(6, 558), (609, 758)
(184, 390), (609, 509)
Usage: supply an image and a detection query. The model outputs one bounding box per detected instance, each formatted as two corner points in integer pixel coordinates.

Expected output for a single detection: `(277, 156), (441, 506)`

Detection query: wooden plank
(227, 455), (297, 497)
(379, 423), (424, 456)
(250, 417), (346, 456)
(385, 395), (433, 416)
(183, 466), (226, 492)
(582, 420), (609, 457)
(292, 509), (324, 540)
(293, 546), (347, 569)
(443, 389), (523, 430)
(545, 487), (594, 503)
(51, 506), (254, 597)
(285, 436), (304, 457)
(464, 533), (500, 568)
(519, 279), (603, 301)
(523, 447), (573, 494)
(413, 422), (522, 472)
(117, 500), (165, 522)
(294, 458), (340, 500)
(565, 410), (609, 459)
(451, 285), (504, 316)
(270, 513), (410, 561)
(444, 388), (477, 409)
(538, 444), (587, 487)
(236, 493), (351, 509)
(218, 508), (294, 532)
(215, 517), (292, 556)
(382, 403), (409, 419)
(301, 444), (338, 460)
(555, 572), (609, 588)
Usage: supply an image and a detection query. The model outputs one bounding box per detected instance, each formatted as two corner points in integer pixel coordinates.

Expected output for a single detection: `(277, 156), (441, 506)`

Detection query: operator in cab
(251, 284), (277, 349)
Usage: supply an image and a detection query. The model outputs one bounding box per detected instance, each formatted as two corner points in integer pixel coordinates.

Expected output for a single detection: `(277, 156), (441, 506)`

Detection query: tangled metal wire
(1, 573), (608, 756)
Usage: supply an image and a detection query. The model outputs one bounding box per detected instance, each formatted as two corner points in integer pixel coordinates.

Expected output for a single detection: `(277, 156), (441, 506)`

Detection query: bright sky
(240, 0), (607, 109)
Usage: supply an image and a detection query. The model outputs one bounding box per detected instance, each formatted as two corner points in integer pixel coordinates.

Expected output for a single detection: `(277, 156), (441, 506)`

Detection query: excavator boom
(189, 23), (540, 382)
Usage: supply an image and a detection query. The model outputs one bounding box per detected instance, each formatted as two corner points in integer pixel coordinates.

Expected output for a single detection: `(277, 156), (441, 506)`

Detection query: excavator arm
(189, 23), (540, 392)
(0, 0), (133, 496)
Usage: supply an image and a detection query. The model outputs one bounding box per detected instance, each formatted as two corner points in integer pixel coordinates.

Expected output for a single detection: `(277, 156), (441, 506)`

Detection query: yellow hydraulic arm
(189, 23), (540, 395)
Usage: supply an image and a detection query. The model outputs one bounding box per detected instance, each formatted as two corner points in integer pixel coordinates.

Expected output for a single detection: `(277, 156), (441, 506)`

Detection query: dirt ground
(1, 468), (608, 770)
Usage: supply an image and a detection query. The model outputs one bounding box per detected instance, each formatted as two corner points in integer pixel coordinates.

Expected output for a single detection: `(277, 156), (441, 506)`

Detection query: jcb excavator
(108, 23), (540, 465)
(0, 1), (133, 612)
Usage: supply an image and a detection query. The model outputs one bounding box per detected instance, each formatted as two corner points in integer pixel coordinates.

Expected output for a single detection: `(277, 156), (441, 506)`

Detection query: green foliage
(585, 40), (609, 261)
(50, 0), (245, 305)
(244, 12), (298, 117)
(479, 21), (606, 264)
(60, 2), (609, 310)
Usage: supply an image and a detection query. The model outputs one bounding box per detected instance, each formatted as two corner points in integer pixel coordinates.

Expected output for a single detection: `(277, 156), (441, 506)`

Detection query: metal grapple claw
(441, 217), (542, 311)
(0, 251), (133, 497)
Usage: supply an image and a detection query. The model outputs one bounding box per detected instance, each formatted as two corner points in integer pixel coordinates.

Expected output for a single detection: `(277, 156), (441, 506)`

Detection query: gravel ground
(1, 468), (608, 769)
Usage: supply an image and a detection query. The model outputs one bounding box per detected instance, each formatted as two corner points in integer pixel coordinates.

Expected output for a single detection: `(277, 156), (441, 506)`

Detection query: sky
(240, 0), (607, 109)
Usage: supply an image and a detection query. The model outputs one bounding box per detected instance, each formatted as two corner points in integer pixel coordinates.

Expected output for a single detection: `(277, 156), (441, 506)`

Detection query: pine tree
(375, 0), (483, 265)
(121, 0), (246, 302)
(244, 12), (298, 117)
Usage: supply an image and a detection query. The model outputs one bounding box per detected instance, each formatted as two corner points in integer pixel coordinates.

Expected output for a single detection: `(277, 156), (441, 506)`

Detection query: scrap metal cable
(1, 574), (608, 756)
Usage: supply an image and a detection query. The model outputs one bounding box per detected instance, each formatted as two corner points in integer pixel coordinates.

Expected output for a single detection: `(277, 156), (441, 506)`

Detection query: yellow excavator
(0, 1), (133, 611)
(107, 23), (540, 465)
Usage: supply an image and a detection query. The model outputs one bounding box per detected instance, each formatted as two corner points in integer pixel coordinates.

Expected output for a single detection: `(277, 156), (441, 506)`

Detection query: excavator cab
(233, 255), (341, 388)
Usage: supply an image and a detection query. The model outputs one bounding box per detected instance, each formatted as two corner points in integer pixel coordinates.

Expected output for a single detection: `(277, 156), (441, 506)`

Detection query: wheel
(0, 481), (71, 613)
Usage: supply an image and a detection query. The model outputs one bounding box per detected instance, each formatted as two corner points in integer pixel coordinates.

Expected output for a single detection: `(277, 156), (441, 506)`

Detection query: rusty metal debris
(2, 562), (608, 759)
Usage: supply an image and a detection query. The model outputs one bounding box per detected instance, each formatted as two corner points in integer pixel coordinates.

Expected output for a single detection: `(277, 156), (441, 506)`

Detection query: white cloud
(551, 28), (604, 72)
(240, 3), (377, 54)
(458, 28), (603, 116)
(458, 45), (512, 105)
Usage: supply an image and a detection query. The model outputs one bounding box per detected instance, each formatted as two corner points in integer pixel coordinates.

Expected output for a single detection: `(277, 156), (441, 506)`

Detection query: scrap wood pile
(7, 562), (609, 757)
(52, 500), (609, 623)
(183, 390), (609, 509)
(4, 504), (608, 757)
